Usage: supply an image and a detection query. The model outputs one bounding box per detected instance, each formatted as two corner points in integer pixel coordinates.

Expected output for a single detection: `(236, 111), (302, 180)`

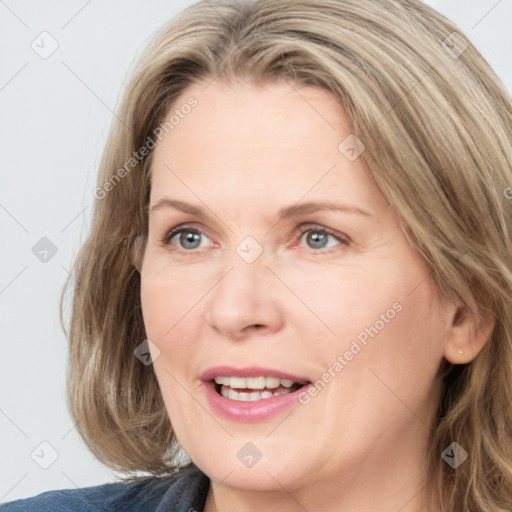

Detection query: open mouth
(213, 376), (309, 402)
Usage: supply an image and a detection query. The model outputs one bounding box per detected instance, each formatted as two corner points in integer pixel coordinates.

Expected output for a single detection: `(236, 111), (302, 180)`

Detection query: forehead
(149, 79), (386, 214)
(157, 80), (344, 153)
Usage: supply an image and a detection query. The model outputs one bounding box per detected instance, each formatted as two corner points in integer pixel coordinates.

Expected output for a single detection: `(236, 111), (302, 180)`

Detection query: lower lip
(202, 381), (310, 422)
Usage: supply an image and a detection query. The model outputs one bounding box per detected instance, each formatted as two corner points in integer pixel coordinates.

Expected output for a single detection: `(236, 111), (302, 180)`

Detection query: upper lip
(200, 366), (310, 383)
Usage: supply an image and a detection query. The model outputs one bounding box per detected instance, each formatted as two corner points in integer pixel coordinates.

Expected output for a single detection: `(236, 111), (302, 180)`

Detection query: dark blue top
(0, 464), (209, 511)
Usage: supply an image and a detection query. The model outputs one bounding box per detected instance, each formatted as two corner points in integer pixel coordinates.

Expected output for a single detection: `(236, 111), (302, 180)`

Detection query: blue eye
(297, 226), (349, 250)
(162, 227), (210, 250)
(300, 230), (334, 249)
(161, 223), (349, 253)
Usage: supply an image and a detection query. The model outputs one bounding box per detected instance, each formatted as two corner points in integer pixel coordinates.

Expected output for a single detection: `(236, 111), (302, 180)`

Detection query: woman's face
(141, 79), (453, 495)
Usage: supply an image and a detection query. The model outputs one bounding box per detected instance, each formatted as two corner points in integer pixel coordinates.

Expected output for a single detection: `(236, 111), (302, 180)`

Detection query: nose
(204, 250), (285, 341)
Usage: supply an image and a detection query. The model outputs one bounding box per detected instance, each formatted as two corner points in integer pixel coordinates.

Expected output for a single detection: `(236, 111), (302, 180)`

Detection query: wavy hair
(61, 0), (512, 510)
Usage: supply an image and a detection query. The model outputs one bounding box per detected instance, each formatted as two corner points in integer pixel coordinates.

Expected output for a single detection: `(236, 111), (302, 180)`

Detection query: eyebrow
(150, 198), (373, 219)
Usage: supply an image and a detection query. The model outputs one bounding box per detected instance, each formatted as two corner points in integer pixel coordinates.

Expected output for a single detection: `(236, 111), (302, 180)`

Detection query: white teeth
(213, 376), (297, 389)
(213, 375), (306, 402)
(218, 385), (294, 402)
(265, 377), (281, 389)
(229, 377), (246, 389)
(246, 377), (266, 389)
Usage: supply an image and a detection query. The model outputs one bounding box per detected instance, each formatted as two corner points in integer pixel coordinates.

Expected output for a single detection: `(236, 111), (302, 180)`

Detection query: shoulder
(0, 464), (209, 512)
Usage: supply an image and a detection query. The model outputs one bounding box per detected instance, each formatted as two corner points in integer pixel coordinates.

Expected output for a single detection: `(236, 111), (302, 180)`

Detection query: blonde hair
(62, 0), (512, 510)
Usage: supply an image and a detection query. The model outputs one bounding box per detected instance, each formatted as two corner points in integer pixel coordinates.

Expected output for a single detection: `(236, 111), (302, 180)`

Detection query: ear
(127, 234), (146, 272)
(443, 300), (496, 364)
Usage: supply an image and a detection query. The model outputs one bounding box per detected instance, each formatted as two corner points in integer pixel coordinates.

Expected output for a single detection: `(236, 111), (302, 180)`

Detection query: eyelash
(160, 223), (350, 254)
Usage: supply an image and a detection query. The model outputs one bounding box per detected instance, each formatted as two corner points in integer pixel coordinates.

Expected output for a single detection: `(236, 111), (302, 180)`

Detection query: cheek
(276, 261), (405, 355)
(140, 261), (207, 339)
(140, 268), (206, 429)
(323, 279), (445, 430)
(287, 255), (445, 392)
(140, 266), (206, 381)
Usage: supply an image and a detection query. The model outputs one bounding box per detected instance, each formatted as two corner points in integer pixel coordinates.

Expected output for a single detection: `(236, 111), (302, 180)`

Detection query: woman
(3, 0), (511, 510)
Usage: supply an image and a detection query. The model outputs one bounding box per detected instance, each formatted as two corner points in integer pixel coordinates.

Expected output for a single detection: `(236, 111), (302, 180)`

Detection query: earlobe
(444, 304), (496, 364)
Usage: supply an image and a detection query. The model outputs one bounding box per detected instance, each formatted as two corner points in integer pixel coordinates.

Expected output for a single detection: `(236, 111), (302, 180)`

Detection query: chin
(204, 459), (305, 491)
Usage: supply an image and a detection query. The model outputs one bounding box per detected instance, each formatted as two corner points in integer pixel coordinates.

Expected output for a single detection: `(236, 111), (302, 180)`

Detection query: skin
(140, 78), (493, 512)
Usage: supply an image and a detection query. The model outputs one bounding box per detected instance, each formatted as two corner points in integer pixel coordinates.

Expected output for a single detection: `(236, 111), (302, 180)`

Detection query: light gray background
(1, 0), (511, 503)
